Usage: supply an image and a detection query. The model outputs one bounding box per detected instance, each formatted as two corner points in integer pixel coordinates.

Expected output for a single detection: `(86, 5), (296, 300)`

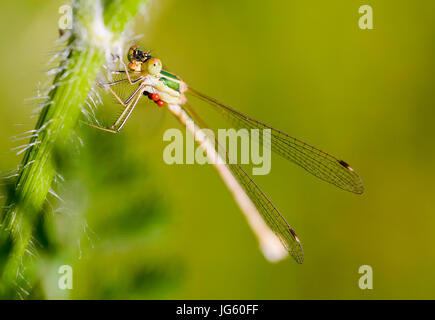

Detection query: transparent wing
(188, 88), (364, 194)
(228, 163), (304, 263)
(183, 103), (304, 264)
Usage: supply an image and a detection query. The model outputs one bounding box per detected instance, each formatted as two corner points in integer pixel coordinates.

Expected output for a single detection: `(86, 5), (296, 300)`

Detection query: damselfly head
(127, 45), (151, 63)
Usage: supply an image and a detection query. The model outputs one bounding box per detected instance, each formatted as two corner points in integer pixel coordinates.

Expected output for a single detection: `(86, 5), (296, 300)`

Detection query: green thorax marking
(161, 70), (180, 80)
(160, 70), (181, 92)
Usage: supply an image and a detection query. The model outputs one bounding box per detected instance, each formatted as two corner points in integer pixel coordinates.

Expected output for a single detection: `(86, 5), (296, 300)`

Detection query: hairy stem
(0, 0), (147, 297)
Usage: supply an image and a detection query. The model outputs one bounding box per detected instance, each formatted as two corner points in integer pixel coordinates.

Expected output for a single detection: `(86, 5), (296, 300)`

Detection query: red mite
(151, 93), (160, 101)
(145, 92), (165, 107)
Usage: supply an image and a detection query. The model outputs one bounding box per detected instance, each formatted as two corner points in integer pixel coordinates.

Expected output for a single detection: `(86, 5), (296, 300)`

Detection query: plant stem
(0, 0), (147, 297)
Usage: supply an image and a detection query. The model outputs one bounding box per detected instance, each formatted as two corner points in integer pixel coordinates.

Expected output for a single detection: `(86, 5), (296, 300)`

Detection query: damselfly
(86, 45), (364, 263)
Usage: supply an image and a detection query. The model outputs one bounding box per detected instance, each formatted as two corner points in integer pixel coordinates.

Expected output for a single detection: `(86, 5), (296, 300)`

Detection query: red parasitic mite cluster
(144, 91), (166, 107)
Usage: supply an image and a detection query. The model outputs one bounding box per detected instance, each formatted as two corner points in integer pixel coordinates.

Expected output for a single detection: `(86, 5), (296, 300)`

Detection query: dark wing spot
(338, 160), (354, 171)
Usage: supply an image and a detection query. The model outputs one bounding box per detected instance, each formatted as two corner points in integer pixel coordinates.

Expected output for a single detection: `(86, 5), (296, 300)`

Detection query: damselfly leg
(84, 83), (144, 133)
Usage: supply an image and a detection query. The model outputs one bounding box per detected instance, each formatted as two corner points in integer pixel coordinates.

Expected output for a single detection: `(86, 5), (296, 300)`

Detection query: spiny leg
(111, 89), (143, 132)
(97, 76), (144, 87)
(119, 58), (138, 84)
(110, 81), (144, 107)
(108, 56), (140, 84)
(97, 76), (145, 107)
(82, 87), (144, 133)
(83, 122), (123, 134)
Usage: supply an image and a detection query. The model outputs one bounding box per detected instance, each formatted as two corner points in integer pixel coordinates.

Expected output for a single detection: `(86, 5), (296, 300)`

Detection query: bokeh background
(1, 0), (435, 299)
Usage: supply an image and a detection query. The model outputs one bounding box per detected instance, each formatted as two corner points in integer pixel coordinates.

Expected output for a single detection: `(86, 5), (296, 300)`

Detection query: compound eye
(146, 57), (162, 76)
(127, 45), (137, 62)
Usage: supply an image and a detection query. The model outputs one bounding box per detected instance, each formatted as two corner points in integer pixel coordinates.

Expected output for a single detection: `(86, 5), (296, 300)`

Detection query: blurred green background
(1, 0), (435, 299)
